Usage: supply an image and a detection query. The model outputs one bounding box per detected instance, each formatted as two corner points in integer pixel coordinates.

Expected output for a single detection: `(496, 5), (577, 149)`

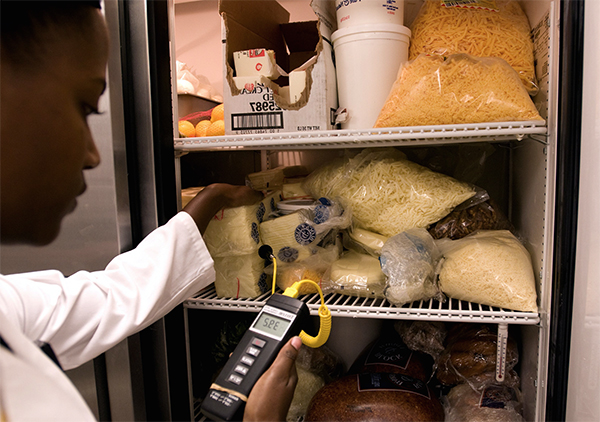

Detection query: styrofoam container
(335, 0), (404, 29)
(332, 23), (411, 130)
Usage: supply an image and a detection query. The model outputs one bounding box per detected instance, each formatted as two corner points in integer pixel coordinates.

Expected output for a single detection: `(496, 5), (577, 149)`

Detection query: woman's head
(1, 1), (109, 245)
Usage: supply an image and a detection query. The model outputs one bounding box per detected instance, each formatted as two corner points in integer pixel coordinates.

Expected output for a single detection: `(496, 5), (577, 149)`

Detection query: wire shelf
(174, 121), (547, 151)
(184, 285), (539, 325)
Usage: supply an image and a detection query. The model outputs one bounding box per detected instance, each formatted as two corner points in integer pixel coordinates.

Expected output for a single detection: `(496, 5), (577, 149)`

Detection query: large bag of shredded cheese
(437, 230), (538, 312)
(409, 0), (538, 94)
(374, 54), (544, 128)
(302, 148), (476, 237)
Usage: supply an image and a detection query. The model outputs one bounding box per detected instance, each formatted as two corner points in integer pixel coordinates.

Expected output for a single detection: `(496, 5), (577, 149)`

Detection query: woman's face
(0, 9), (109, 245)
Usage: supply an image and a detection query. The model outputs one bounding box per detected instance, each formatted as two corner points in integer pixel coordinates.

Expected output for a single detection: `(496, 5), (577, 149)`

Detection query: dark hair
(1, 1), (102, 67)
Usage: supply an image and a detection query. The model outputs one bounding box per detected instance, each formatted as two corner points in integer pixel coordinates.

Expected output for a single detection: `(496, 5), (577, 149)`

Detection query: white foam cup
(332, 23), (411, 130)
(335, 0), (404, 29)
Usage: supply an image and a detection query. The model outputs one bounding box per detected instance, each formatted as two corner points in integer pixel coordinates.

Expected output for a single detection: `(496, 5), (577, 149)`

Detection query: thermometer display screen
(251, 312), (292, 340)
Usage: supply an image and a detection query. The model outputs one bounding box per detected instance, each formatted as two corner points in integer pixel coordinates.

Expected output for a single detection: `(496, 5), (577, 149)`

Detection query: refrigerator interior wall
(173, 1), (558, 421)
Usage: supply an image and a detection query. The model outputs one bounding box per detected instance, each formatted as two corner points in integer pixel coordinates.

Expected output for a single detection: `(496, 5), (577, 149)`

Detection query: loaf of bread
(305, 373), (444, 421)
(444, 383), (525, 422)
(436, 324), (518, 386)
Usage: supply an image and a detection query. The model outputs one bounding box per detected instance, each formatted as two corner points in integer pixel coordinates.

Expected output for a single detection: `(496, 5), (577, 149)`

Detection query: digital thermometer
(200, 294), (311, 421)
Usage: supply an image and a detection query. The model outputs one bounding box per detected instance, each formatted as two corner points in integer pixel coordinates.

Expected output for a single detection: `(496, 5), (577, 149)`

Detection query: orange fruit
(195, 120), (212, 137)
(178, 120), (195, 137)
(206, 119), (225, 137)
(211, 104), (224, 122)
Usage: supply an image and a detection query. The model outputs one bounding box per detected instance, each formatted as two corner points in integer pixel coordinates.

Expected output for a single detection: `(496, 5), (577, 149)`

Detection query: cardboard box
(219, 0), (338, 135)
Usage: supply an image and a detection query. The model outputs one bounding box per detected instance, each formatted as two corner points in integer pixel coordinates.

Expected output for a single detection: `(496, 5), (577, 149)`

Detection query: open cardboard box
(219, 0), (338, 135)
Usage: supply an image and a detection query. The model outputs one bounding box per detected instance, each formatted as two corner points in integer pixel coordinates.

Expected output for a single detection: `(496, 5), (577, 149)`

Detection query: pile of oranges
(178, 103), (225, 138)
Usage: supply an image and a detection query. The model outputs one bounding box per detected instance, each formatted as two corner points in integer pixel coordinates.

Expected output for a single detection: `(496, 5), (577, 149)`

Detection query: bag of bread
(374, 54), (543, 128)
(436, 230), (538, 312)
(436, 324), (519, 387)
(409, 0), (537, 94)
(381, 228), (443, 306)
(444, 383), (525, 422)
(428, 194), (516, 241)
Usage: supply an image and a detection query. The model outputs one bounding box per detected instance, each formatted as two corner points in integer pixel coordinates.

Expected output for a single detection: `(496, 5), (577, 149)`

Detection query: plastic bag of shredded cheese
(409, 0), (538, 95)
(302, 148), (476, 237)
(380, 228), (444, 307)
(374, 54), (544, 128)
(436, 230), (538, 312)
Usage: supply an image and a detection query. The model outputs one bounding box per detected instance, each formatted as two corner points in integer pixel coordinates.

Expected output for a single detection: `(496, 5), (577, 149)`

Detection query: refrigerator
(1, 1), (598, 421)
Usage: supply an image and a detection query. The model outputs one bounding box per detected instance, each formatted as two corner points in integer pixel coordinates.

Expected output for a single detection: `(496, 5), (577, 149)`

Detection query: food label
(479, 385), (517, 409)
(364, 338), (413, 369)
(440, 0), (499, 12)
(358, 373), (431, 399)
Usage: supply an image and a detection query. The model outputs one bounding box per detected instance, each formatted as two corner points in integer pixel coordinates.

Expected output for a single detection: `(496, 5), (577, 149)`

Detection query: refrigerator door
(566, 0), (600, 420)
(0, 1), (133, 420)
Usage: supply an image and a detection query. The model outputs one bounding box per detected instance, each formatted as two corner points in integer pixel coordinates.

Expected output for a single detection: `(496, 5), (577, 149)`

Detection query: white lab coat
(0, 212), (215, 421)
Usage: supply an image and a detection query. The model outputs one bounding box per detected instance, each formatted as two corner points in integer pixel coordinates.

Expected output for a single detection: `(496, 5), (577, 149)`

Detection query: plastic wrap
(444, 383), (525, 422)
(323, 250), (386, 298)
(213, 253), (267, 298)
(428, 192), (516, 240)
(287, 345), (344, 422)
(273, 241), (342, 295)
(302, 148), (476, 237)
(344, 226), (389, 257)
(259, 197), (351, 264)
(436, 324), (519, 388)
(204, 203), (262, 258)
(380, 229), (443, 307)
(437, 230), (538, 312)
(374, 54), (543, 128)
(394, 321), (447, 363)
(409, 0), (537, 95)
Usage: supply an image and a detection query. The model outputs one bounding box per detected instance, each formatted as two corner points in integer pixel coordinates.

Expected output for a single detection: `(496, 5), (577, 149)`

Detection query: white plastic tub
(335, 0), (404, 29)
(332, 23), (411, 130)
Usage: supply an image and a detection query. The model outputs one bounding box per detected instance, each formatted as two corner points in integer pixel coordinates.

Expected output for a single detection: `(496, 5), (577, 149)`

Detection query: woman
(0, 2), (300, 420)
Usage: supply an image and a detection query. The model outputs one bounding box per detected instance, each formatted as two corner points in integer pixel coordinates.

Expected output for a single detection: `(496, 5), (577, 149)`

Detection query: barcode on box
(232, 112), (284, 130)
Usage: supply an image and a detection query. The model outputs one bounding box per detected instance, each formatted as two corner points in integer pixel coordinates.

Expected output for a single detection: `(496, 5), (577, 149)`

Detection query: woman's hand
(243, 336), (303, 422)
(183, 183), (263, 234)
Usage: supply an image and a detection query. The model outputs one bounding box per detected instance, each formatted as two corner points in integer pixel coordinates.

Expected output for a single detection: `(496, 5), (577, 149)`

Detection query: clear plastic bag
(287, 345), (345, 422)
(302, 148), (476, 237)
(380, 228), (444, 307)
(394, 320), (447, 363)
(436, 230), (538, 312)
(374, 54), (544, 128)
(259, 197), (351, 264)
(428, 190), (517, 241)
(323, 250), (386, 298)
(409, 0), (538, 95)
(443, 383), (525, 422)
(436, 324), (519, 388)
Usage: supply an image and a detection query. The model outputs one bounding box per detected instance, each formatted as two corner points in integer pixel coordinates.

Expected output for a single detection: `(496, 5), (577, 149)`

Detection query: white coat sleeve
(0, 212), (215, 370)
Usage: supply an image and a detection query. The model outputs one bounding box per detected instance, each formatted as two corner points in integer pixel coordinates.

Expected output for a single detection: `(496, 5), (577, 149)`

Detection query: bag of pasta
(374, 54), (543, 128)
(409, 0), (538, 94)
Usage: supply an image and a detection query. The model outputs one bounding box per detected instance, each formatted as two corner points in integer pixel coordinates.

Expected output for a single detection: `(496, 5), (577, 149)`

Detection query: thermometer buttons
(246, 346), (261, 357)
(240, 355), (255, 366)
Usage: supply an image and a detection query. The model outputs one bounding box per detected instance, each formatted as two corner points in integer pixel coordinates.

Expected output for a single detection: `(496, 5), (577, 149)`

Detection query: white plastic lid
(332, 23), (411, 43)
